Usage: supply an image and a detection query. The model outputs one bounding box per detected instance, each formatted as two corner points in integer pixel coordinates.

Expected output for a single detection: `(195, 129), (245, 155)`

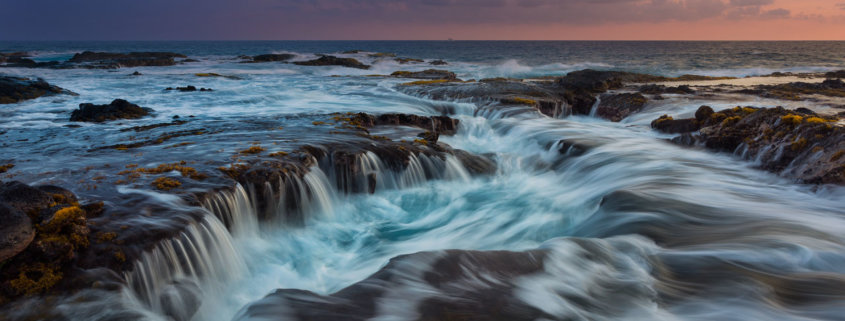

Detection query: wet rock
(368, 52), (396, 58)
(0, 181), (54, 216)
(242, 54), (295, 63)
(390, 69), (456, 80)
(351, 113), (460, 135)
(131, 71), (142, 76)
(429, 59), (448, 66)
(70, 99), (153, 122)
(165, 86), (213, 92)
(293, 56), (370, 69)
(651, 115), (700, 134)
(0, 203), (34, 262)
(596, 93), (648, 122)
(736, 79), (845, 101)
(652, 106), (845, 184)
(825, 70), (845, 79)
(0, 76), (77, 104)
(68, 51), (187, 68)
(638, 84), (695, 95)
(160, 280), (202, 321)
(235, 249), (549, 321)
(694, 105), (714, 121)
(395, 57), (424, 64)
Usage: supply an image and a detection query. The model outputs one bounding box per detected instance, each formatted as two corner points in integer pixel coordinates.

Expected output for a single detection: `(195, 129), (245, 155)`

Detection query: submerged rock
(68, 51), (187, 68)
(390, 69), (456, 80)
(429, 59), (448, 66)
(70, 99), (153, 122)
(596, 93), (648, 122)
(652, 106), (845, 184)
(293, 56), (370, 69)
(0, 76), (77, 104)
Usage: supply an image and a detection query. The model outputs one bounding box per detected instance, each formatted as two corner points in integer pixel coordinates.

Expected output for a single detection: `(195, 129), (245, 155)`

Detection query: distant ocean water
(3, 40), (845, 77)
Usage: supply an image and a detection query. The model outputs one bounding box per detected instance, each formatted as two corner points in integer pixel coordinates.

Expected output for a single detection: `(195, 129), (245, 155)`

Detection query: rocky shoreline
(1, 49), (844, 319)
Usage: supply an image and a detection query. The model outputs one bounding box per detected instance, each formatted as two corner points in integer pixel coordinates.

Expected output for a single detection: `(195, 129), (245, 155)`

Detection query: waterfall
(124, 215), (246, 321)
(588, 95), (601, 118)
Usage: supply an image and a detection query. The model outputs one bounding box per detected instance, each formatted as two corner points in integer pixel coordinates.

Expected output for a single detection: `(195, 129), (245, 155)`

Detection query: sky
(1, 0), (844, 40)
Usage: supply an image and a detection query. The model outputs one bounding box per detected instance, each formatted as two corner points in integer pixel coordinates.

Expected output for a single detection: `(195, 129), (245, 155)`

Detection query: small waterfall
(124, 215), (246, 321)
(324, 151), (472, 194)
(202, 183), (258, 236)
(588, 95), (601, 118)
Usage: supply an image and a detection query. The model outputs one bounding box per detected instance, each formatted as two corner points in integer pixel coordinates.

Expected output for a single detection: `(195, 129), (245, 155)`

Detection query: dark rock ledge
(0, 112), (494, 314)
(0, 76), (77, 104)
(652, 106), (844, 184)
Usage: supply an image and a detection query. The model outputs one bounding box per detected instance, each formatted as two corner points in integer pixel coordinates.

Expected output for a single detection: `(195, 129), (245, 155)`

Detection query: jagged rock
(390, 69), (456, 80)
(351, 113), (460, 135)
(70, 99), (153, 122)
(293, 56), (370, 69)
(242, 54), (295, 63)
(652, 106), (845, 184)
(68, 51), (187, 68)
(596, 93), (648, 122)
(165, 86), (212, 92)
(0, 202), (34, 262)
(429, 59), (448, 66)
(0, 76), (77, 104)
(638, 84), (695, 95)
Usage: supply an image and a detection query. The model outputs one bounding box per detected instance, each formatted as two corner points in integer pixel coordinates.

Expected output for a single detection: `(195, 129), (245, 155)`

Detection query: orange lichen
(0, 163), (14, 174)
(781, 114), (803, 125)
(152, 177), (181, 191)
(95, 232), (118, 243)
(239, 146), (265, 155)
(268, 151), (289, 157)
(9, 264), (63, 296)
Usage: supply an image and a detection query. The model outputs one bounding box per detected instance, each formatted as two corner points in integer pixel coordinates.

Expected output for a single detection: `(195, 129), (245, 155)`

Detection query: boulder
(390, 69), (456, 80)
(293, 56), (370, 69)
(395, 57), (424, 64)
(70, 99), (153, 122)
(596, 93), (648, 122)
(429, 59), (448, 66)
(0, 202), (34, 262)
(0, 76), (76, 104)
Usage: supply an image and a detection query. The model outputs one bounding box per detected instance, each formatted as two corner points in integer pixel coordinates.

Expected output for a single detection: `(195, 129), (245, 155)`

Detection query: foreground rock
(68, 51), (187, 68)
(390, 69), (456, 80)
(70, 99), (153, 122)
(0, 181), (95, 301)
(652, 106), (844, 184)
(0, 76), (77, 104)
(293, 56), (370, 69)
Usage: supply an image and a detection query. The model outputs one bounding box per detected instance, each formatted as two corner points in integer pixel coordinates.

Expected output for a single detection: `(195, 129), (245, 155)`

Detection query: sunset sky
(2, 0), (844, 40)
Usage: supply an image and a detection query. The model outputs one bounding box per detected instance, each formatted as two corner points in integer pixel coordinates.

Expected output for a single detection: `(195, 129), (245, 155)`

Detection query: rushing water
(2, 41), (845, 321)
